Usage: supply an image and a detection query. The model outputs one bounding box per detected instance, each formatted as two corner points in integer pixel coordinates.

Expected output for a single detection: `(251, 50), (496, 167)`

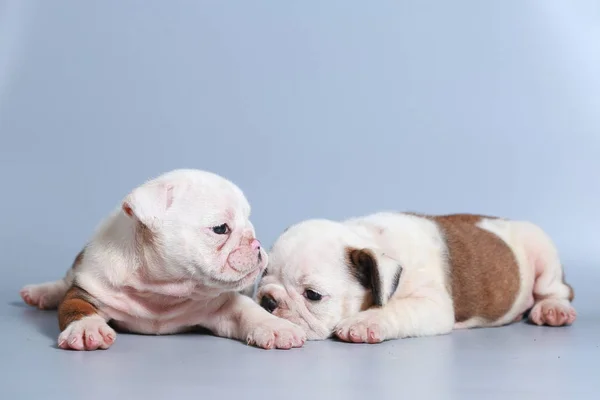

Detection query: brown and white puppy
(256, 212), (576, 342)
(20, 169), (305, 350)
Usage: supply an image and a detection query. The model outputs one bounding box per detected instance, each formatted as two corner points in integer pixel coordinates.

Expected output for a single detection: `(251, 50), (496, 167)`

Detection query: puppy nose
(260, 294), (278, 313)
(251, 239), (261, 251)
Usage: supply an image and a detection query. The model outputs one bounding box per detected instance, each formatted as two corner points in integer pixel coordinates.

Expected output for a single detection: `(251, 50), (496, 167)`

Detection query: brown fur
(425, 213), (521, 323)
(345, 247), (403, 308)
(345, 248), (384, 306)
(346, 248), (378, 289)
(340, 249), (376, 314)
(58, 286), (99, 331)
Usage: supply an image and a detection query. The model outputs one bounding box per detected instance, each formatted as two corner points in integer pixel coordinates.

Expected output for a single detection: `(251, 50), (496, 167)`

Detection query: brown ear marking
(347, 248), (382, 305)
(57, 285), (100, 331)
(346, 248), (402, 307)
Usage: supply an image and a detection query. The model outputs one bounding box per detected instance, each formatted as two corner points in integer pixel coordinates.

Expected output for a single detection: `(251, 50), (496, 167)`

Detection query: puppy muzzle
(227, 239), (263, 273)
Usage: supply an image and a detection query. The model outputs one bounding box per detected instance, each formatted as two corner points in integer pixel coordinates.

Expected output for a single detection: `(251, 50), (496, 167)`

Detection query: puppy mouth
(201, 264), (262, 290)
(227, 264), (262, 281)
(192, 248), (266, 291)
(228, 264), (249, 273)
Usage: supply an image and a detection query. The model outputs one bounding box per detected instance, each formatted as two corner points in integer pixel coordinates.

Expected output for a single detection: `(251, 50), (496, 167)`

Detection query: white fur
(257, 212), (576, 343)
(21, 169), (305, 350)
(258, 213), (454, 341)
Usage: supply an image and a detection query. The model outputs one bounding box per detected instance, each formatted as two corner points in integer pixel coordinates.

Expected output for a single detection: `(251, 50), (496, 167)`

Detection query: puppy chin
(202, 254), (267, 292)
(230, 266), (263, 290)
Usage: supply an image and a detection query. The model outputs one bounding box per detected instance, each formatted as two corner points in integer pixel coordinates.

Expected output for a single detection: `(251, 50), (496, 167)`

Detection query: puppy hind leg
(527, 244), (576, 327)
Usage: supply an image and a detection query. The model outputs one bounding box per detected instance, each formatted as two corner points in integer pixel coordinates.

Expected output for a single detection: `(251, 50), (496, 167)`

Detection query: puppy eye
(212, 224), (230, 235)
(304, 289), (322, 301)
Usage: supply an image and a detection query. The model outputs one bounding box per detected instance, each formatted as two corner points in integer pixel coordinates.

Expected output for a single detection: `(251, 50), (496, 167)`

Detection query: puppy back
(420, 213), (521, 323)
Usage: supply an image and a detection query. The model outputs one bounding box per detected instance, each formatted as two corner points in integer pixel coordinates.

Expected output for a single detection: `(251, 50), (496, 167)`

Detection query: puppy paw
(246, 318), (306, 350)
(335, 309), (389, 344)
(20, 282), (66, 310)
(529, 299), (576, 327)
(58, 316), (116, 351)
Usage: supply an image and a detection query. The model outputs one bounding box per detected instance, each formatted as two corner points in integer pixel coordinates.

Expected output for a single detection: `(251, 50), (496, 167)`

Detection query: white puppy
(20, 169), (305, 350)
(257, 212), (576, 342)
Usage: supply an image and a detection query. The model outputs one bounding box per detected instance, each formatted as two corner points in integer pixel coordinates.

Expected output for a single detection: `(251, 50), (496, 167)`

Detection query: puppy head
(122, 169), (267, 291)
(256, 219), (402, 339)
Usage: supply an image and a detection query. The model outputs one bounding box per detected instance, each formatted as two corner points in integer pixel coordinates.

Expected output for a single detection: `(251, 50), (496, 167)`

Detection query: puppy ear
(122, 181), (174, 229)
(346, 248), (403, 307)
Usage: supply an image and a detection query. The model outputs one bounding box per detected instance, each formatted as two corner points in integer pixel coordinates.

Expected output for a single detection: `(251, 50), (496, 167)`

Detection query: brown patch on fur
(57, 285), (99, 331)
(424, 213), (520, 324)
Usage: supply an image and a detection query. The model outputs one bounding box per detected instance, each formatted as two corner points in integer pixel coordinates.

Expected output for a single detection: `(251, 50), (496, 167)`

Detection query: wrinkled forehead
(268, 230), (350, 280)
(191, 183), (248, 210)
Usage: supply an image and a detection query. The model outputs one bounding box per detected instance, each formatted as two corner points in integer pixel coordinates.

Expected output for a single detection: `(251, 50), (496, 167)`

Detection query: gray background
(1, 1), (599, 399)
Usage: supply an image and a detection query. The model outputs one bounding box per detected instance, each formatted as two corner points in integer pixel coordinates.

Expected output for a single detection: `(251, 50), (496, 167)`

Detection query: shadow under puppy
(257, 212), (576, 342)
(21, 169), (305, 350)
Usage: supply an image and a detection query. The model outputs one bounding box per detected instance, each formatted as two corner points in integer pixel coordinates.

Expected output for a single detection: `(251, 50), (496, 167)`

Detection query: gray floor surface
(2, 266), (599, 400)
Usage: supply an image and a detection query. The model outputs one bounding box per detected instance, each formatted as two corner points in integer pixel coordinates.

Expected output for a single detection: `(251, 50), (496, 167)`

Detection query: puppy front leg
(57, 286), (116, 350)
(203, 293), (306, 350)
(335, 295), (454, 344)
